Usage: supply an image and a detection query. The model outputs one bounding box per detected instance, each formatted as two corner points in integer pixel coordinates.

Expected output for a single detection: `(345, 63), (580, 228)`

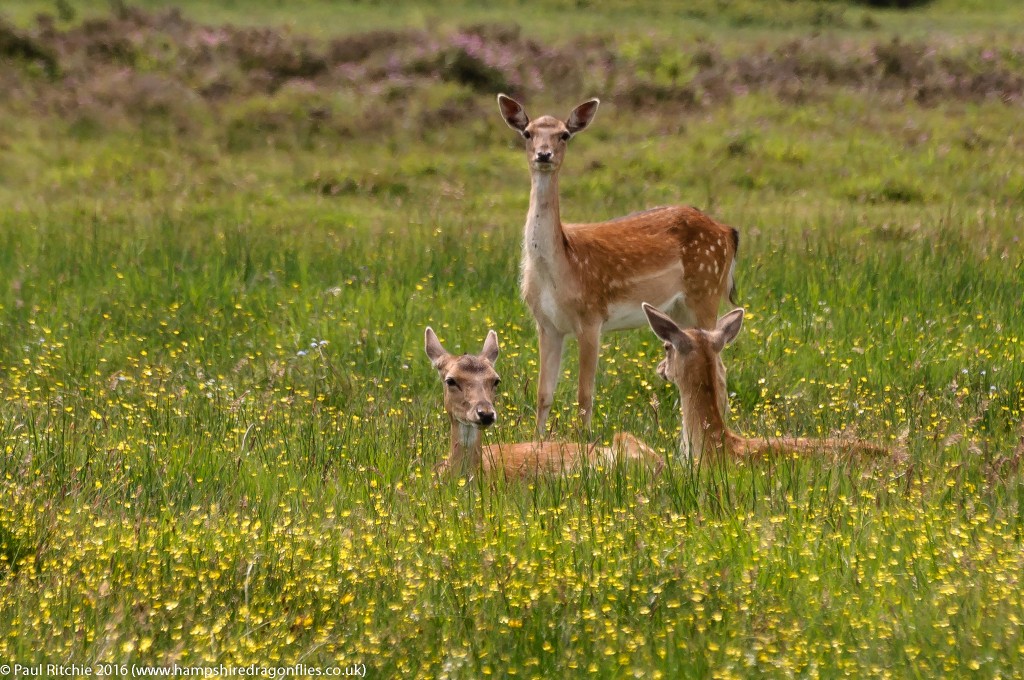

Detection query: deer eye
(445, 377), (459, 389)
(560, 131), (571, 141)
(522, 130), (532, 140)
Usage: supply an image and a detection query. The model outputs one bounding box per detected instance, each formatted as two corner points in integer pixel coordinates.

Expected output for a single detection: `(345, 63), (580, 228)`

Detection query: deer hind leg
(690, 294), (722, 331)
(575, 321), (602, 429)
(536, 325), (566, 438)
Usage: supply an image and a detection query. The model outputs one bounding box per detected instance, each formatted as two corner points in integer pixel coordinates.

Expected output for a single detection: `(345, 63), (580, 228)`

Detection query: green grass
(1, 0), (1024, 677)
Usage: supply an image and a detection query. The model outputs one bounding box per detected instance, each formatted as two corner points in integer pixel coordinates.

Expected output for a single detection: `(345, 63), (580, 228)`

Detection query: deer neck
(446, 415), (483, 475)
(678, 376), (732, 460)
(524, 171), (567, 269)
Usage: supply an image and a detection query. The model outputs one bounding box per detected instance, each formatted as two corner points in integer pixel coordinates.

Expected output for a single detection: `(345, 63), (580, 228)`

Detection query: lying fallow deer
(425, 327), (661, 478)
(642, 304), (898, 462)
(497, 94), (740, 436)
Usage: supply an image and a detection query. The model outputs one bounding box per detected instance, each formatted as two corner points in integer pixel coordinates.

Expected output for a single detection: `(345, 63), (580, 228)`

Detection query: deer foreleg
(576, 322), (602, 429)
(536, 325), (565, 438)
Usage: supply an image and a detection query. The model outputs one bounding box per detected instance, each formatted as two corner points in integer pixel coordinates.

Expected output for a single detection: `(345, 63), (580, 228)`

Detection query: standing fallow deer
(642, 304), (900, 462)
(497, 94), (740, 436)
(425, 327), (661, 479)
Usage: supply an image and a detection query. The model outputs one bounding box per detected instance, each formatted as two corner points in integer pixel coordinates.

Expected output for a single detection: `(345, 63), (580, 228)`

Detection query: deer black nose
(477, 409), (496, 426)
(536, 151), (552, 163)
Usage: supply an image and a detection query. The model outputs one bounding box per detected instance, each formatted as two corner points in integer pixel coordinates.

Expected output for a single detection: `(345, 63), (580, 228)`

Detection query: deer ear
(480, 330), (500, 365)
(709, 308), (745, 352)
(643, 303), (693, 354)
(497, 93), (530, 133)
(424, 327), (449, 369)
(566, 98), (600, 135)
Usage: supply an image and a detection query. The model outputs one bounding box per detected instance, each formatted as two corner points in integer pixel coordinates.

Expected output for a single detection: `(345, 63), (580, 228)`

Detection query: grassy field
(1, 0), (1023, 676)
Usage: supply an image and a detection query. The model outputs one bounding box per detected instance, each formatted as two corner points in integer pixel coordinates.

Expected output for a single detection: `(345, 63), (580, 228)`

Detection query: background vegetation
(1, 0), (1022, 676)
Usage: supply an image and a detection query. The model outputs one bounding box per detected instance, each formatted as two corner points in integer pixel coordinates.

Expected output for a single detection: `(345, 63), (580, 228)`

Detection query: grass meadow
(1, 0), (1023, 676)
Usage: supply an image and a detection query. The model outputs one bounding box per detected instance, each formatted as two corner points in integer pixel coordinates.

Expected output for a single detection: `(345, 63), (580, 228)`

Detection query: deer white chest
(538, 286), (573, 332)
(522, 266), (574, 334)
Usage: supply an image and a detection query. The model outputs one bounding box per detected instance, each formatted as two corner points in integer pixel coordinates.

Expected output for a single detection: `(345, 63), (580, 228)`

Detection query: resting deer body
(425, 327), (660, 479)
(498, 94), (739, 435)
(642, 304), (895, 462)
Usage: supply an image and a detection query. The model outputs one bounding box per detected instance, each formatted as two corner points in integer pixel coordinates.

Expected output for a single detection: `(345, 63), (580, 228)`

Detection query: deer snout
(656, 359), (669, 382)
(535, 150), (553, 163)
(476, 407), (496, 426)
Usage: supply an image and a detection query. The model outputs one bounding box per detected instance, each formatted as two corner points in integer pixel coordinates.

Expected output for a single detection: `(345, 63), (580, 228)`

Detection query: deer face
(521, 116), (571, 172)
(664, 335), (728, 408)
(644, 304), (744, 417)
(425, 328), (501, 429)
(497, 94), (600, 174)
